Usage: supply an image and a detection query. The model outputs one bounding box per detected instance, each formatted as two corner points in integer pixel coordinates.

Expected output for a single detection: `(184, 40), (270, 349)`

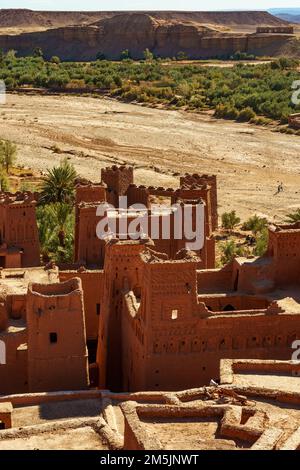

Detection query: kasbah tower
(0, 164), (300, 398)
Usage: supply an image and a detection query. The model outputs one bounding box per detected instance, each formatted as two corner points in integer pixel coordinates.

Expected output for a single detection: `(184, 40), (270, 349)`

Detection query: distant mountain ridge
(268, 8), (300, 24)
(275, 15), (300, 24)
(269, 9), (300, 15)
(0, 9), (289, 29)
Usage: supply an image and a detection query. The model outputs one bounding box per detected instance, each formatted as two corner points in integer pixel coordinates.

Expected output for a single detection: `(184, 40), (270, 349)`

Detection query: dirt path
(1, 93), (300, 222)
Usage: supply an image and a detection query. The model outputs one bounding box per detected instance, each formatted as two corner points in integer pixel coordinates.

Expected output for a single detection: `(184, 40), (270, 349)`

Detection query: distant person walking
(276, 182), (284, 195)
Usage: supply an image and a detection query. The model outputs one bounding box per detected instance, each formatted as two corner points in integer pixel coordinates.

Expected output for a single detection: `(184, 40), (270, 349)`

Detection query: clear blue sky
(1, 1), (299, 11)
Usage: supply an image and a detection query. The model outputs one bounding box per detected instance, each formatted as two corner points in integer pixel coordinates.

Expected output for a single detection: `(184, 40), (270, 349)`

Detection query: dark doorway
(87, 340), (98, 364)
(223, 304), (236, 311)
(49, 332), (58, 344)
(234, 271), (239, 291)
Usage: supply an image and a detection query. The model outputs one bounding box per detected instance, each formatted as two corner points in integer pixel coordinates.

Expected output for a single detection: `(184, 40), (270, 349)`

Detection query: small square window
(49, 332), (57, 344)
(171, 309), (178, 320)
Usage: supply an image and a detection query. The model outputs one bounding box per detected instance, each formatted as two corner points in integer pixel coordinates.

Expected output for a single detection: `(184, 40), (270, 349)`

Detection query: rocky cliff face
(0, 12), (296, 61)
(98, 13), (158, 58)
(0, 9), (289, 29)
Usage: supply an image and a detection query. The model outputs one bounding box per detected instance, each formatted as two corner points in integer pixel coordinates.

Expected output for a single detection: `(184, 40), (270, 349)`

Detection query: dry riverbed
(1, 93), (300, 222)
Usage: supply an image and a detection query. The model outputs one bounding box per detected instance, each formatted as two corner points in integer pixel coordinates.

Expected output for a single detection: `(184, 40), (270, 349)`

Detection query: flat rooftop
(2, 381), (300, 450)
(0, 267), (59, 295)
(220, 359), (300, 394)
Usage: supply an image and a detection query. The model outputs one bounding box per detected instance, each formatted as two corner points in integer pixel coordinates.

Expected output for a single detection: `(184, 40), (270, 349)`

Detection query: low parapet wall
(0, 389), (172, 407)
(220, 359), (300, 396)
(220, 359), (300, 386)
(0, 389), (102, 407)
(197, 266), (233, 292)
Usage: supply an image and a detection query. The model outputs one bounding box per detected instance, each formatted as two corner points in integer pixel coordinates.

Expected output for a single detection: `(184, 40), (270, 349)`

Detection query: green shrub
(237, 107), (256, 122)
(143, 49), (154, 61)
(33, 47), (43, 58)
(120, 49), (131, 60)
(215, 104), (240, 120)
(230, 51), (256, 61)
(250, 116), (272, 126)
(0, 51), (299, 124)
(0, 170), (10, 191)
(220, 240), (245, 265)
(123, 89), (138, 101)
(241, 215), (268, 234)
(254, 227), (268, 256)
(271, 57), (299, 70)
(113, 75), (122, 87)
(50, 56), (61, 64)
(96, 52), (106, 61)
(177, 51), (188, 61)
(221, 211), (241, 231)
(285, 209), (300, 223)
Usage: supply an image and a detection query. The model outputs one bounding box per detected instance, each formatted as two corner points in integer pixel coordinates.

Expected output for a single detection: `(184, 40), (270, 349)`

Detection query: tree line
(0, 50), (299, 124)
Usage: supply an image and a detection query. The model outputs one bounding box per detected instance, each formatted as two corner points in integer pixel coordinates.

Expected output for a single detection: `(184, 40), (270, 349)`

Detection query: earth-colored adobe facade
(0, 166), (300, 397)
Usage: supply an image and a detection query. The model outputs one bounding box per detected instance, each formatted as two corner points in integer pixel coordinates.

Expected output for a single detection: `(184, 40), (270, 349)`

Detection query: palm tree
(48, 203), (73, 248)
(285, 209), (300, 224)
(39, 158), (77, 205)
(0, 140), (17, 174)
(36, 205), (57, 262)
(0, 171), (9, 191)
(221, 240), (245, 265)
(36, 203), (74, 262)
(241, 215), (268, 235)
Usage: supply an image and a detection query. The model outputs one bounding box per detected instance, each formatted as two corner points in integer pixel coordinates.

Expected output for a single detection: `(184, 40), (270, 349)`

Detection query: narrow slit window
(49, 332), (57, 344)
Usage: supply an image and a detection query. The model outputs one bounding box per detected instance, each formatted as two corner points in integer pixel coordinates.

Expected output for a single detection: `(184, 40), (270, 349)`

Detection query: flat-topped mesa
(0, 11), (293, 61)
(0, 191), (40, 269)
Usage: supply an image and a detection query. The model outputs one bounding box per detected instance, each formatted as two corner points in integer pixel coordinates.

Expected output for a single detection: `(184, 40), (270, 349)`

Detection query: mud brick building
(97, 226), (300, 392)
(0, 166), (300, 397)
(256, 26), (294, 34)
(0, 192), (40, 268)
(75, 165), (216, 269)
(0, 271), (89, 394)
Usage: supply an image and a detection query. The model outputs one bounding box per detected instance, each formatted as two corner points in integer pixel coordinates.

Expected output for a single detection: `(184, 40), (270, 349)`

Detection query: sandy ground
(142, 417), (240, 450)
(0, 426), (107, 450)
(1, 393), (300, 450)
(13, 398), (103, 427)
(1, 93), (300, 222)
